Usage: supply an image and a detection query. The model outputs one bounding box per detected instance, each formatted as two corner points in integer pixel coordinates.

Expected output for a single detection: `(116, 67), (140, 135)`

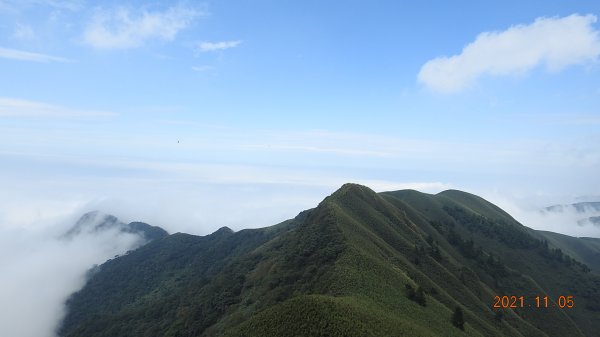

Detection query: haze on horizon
(0, 2), (600, 335)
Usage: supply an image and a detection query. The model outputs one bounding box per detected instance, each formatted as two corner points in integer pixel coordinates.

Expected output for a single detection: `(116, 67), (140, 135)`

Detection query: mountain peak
(63, 211), (168, 241)
(64, 211), (120, 237)
(331, 183), (377, 199)
(214, 226), (234, 236)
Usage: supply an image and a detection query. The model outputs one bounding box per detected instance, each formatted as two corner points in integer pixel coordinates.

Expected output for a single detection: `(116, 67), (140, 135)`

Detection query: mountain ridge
(59, 184), (600, 337)
(63, 211), (169, 242)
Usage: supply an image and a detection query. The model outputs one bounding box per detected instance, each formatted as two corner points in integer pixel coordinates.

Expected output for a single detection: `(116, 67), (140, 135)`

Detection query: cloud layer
(418, 14), (600, 93)
(0, 215), (146, 337)
(83, 5), (202, 49)
(497, 199), (600, 238)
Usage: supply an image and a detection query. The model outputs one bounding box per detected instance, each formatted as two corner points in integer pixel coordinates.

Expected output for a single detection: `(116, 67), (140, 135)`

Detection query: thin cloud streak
(0, 46), (71, 62)
(198, 40), (241, 52)
(243, 144), (391, 157)
(0, 0), (82, 12)
(19, 0), (82, 10)
(0, 97), (116, 117)
(191, 65), (214, 72)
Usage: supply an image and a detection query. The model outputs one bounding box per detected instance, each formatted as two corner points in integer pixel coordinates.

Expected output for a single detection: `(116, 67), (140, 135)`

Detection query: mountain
(544, 202), (600, 213)
(59, 184), (600, 337)
(63, 211), (169, 242)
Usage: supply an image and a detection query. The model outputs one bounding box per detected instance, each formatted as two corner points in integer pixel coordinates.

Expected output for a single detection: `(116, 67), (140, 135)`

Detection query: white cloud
(198, 40), (241, 52)
(0, 213), (147, 337)
(491, 197), (600, 238)
(83, 5), (202, 49)
(192, 65), (214, 72)
(418, 14), (600, 93)
(0, 46), (70, 62)
(0, 97), (116, 117)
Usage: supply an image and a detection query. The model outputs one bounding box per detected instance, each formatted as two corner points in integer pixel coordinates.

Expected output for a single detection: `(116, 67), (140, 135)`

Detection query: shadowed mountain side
(60, 184), (600, 337)
(533, 231), (600, 274)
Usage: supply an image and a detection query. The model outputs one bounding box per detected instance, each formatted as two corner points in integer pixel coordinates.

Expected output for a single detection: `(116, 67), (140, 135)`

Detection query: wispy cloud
(0, 97), (116, 117)
(198, 40), (241, 52)
(418, 14), (600, 93)
(191, 65), (214, 72)
(244, 144), (391, 157)
(24, 0), (82, 10)
(12, 24), (35, 40)
(0, 46), (70, 62)
(83, 5), (203, 49)
(0, 0), (82, 12)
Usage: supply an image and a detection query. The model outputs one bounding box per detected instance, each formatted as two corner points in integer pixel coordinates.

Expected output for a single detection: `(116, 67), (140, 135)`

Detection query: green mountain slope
(533, 231), (600, 274)
(59, 184), (600, 337)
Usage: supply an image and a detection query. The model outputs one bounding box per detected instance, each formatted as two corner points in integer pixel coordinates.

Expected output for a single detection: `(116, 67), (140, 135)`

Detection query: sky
(1, 1), (600, 336)
(1, 0), (600, 235)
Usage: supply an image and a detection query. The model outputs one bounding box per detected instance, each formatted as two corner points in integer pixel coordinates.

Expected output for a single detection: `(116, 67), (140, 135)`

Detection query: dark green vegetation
(534, 231), (600, 274)
(60, 184), (600, 337)
(452, 306), (465, 330)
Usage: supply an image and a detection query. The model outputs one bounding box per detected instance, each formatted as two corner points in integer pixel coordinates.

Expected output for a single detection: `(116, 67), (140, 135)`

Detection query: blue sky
(1, 0), (600, 236)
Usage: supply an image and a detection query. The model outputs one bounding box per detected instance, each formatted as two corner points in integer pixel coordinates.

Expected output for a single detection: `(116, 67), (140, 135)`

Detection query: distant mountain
(577, 216), (600, 227)
(63, 211), (168, 242)
(588, 216), (600, 226)
(59, 185), (600, 337)
(544, 202), (600, 213)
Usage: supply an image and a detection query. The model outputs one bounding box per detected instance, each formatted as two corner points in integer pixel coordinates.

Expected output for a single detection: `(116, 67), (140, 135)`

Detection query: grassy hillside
(60, 184), (600, 337)
(533, 230), (600, 274)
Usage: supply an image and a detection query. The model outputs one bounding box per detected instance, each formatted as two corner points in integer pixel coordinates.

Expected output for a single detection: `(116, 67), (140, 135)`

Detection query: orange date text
(492, 295), (574, 309)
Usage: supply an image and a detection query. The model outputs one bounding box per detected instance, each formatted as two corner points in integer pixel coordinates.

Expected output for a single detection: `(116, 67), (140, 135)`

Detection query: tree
(406, 284), (427, 306)
(415, 286), (427, 306)
(494, 310), (504, 322)
(405, 283), (415, 300)
(430, 244), (442, 261)
(452, 306), (465, 330)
